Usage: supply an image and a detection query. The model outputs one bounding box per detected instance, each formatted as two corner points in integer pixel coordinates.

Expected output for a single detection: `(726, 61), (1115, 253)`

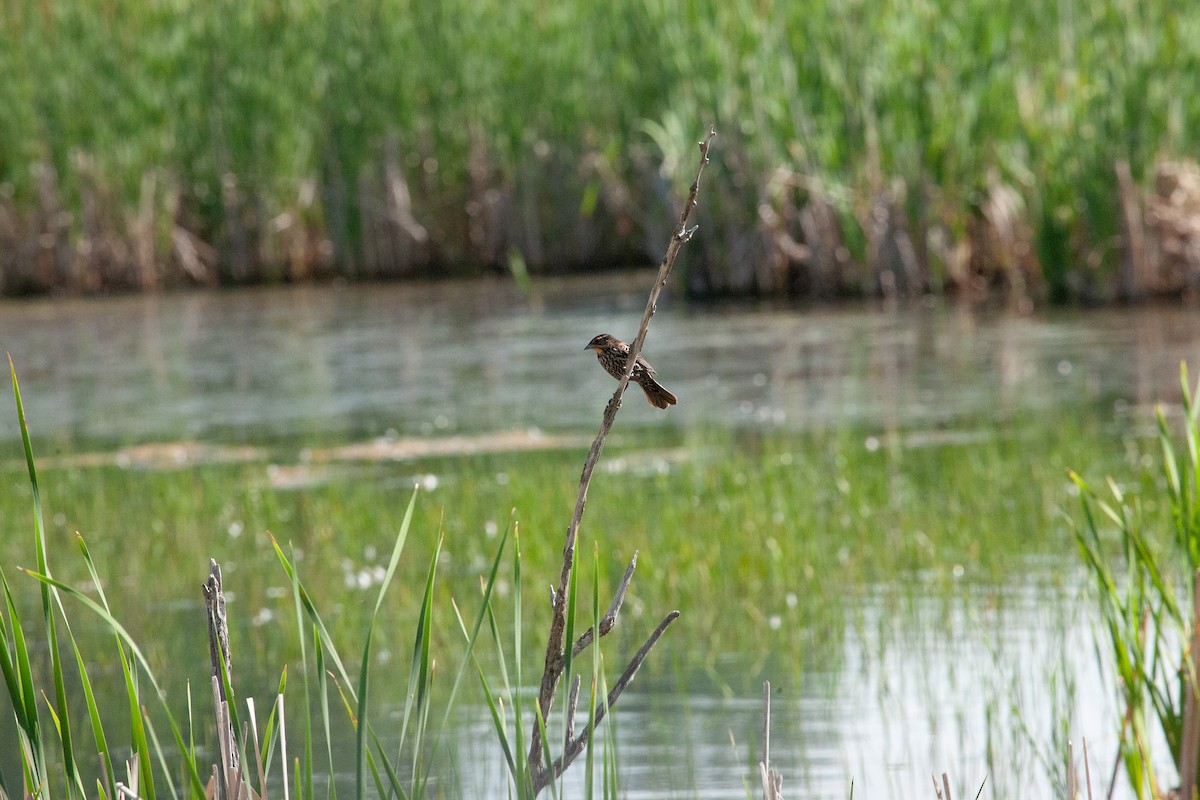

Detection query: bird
(584, 333), (677, 409)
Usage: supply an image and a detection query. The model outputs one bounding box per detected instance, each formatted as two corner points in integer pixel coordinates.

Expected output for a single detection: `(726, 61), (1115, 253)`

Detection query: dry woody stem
(525, 128), (716, 792)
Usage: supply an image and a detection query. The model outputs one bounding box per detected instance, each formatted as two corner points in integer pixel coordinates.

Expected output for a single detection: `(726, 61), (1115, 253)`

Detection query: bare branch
(533, 610), (681, 794)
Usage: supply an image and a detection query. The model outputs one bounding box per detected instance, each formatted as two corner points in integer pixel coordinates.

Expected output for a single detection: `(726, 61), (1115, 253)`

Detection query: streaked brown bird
(585, 333), (678, 409)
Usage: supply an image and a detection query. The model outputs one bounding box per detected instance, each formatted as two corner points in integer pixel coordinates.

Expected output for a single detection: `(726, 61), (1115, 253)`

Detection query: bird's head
(585, 333), (616, 352)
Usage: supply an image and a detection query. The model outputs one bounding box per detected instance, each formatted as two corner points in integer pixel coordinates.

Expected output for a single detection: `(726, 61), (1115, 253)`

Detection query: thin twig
(1105, 741), (1120, 800)
(526, 128), (715, 772)
(568, 551), (639, 660)
(566, 675), (581, 748)
(760, 681), (782, 800)
(763, 681), (771, 786)
(1068, 740), (1076, 800)
(248, 698), (268, 800)
(1083, 738), (1094, 800)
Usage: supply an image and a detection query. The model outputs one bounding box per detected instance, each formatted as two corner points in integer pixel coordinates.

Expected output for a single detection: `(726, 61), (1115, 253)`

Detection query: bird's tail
(639, 377), (678, 409)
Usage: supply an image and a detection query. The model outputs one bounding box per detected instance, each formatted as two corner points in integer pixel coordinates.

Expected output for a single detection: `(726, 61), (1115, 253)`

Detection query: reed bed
(2, 0), (1198, 300)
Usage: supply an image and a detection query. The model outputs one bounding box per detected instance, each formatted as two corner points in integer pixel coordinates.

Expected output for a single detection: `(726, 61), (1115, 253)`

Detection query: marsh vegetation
(3, 0), (1199, 300)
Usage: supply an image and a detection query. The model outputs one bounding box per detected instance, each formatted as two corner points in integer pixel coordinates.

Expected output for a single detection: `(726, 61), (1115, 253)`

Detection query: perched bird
(584, 333), (677, 409)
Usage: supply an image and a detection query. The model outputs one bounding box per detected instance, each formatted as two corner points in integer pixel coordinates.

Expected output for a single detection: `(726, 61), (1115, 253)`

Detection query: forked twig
(532, 611), (682, 794)
(525, 128), (716, 789)
(568, 551), (639, 660)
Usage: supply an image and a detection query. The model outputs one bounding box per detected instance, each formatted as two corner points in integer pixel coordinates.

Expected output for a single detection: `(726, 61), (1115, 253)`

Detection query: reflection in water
(0, 276), (1196, 798)
(1, 278), (1197, 448)
(433, 571), (1124, 800)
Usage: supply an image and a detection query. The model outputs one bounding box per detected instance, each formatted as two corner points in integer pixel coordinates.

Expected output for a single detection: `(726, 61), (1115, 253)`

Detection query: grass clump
(1073, 363), (1200, 799)
(0, 358), (483, 800)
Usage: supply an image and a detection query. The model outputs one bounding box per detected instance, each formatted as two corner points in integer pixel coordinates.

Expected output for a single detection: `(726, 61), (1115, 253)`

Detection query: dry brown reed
(4, 150), (1200, 304)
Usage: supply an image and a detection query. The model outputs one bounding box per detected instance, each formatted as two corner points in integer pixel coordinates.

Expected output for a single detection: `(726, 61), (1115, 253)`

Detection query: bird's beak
(585, 343), (596, 351)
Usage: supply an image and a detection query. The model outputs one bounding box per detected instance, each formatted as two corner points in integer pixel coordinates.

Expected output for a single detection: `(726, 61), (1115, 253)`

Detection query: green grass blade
(67, 535), (117, 795)
(0, 575), (47, 785)
(512, 522), (524, 771)
(396, 516), (436, 756)
(357, 488), (418, 800)
(436, 517), (509, 737)
(355, 626), (372, 800)
(141, 711), (183, 800)
(259, 667), (287, 779)
(315, 632), (337, 800)
(10, 356), (82, 796)
(372, 487), (419, 622)
(533, 702), (558, 800)
(369, 728), (410, 800)
(363, 744), (388, 800)
(271, 534), (357, 698)
(19, 567), (206, 796)
(471, 516), (524, 784)
(477, 666), (518, 780)
(584, 546), (602, 800)
(65, 625), (115, 797)
(286, 548), (316, 800)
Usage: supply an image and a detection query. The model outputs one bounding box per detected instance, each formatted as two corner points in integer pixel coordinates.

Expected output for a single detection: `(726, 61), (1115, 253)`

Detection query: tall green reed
(0, 359), (480, 800)
(1, 356), (209, 799)
(1072, 363), (1200, 799)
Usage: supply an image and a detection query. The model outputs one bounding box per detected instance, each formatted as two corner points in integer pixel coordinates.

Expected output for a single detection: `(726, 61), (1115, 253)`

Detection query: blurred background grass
(2, 0), (1198, 299)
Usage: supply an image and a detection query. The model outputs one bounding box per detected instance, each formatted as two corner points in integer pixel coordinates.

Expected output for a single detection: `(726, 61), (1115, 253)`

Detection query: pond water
(4, 275), (1195, 447)
(1, 274), (1198, 798)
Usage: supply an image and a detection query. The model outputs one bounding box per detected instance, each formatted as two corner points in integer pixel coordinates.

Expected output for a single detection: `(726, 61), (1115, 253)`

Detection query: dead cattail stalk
(759, 681), (783, 800)
(932, 772), (951, 800)
(135, 171), (159, 290)
(204, 560), (237, 775)
(1116, 160), (1149, 301)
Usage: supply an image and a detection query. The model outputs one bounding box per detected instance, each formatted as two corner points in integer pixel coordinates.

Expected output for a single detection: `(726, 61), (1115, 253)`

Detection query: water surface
(1, 276), (1197, 798)
(3, 278), (1195, 445)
